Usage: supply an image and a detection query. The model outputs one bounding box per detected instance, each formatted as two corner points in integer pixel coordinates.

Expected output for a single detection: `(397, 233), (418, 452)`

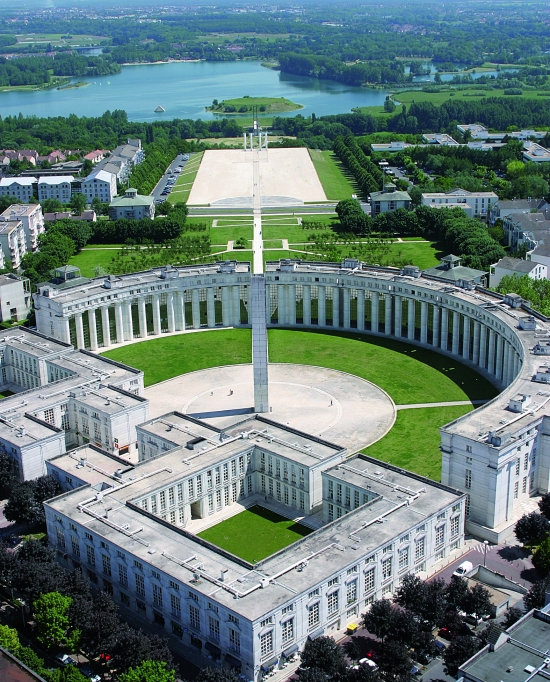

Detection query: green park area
(198, 505), (312, 563)
(103, 328), (496, 479)
(309, 150), (357, 200)
(168, 152), (204, 204)
(206, 96), (302, 115)
(392, 87), (550, 108)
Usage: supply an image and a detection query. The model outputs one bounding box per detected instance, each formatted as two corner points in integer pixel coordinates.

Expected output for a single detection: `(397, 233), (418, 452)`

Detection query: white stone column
(303, 285), (311, 326)
(192, 289), (201, 329)
(206, 288), (215, 328)
(407, 298), (415, 341)
(394, 295), (402, 337)
(167, 292), (176, 332)
(114, 304), (124, 344)
(479, 324), (487, 369)
(495, 335), (504, 380)
(513, 352), (520, 379)
(452, 311), (460, 355)
(75, 312), (84, 349)
(176, 291), (186, 331)
(371, 292), (379, 333)
(288, 284), (296, 326)
(125, 301), (134, 342)
(138, 299), (147, 338)
(502, 342), (510, 385)
(472, 322), (481, 365)
(318, 286), (326, 326)
(357, 291), (365, 331)
(440, 308), (448, 351)
(60, 318), (71, 345)
(231, 286), (240, 327)
(488, 329), (496, 375)
(432, 305), (440, 348)
(384, 294), (392, 335)
(343, 287), (350, 329)
(88, 308), (98, 351)
(332, 286), (340, 328)
(420, 301), (428, 344)
(152, 295), (161, 336)
(222, 286), (231, 327)
(101, 307), (111, 347)
(462, 316), (470, 361)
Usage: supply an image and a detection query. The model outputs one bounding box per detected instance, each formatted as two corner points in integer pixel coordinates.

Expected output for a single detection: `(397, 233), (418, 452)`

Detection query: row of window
(260, 476), (306, 510)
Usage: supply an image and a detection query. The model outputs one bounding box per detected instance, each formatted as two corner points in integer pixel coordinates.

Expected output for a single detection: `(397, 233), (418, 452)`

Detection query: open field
(207, 96), (302, 115)
(168, 152), (204, 204)
(308, 150), (356, 200)
(15, 33), (108, 47)
(362, 405), (474, 480)
(393, 88), (550, 107)
(187, 148), (327, 205)
(197, 505), (312, 563)
(69, 249), (118, 277)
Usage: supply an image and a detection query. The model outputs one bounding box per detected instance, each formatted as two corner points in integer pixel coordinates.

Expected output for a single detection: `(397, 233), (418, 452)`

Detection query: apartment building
(0, 204), (44, 252)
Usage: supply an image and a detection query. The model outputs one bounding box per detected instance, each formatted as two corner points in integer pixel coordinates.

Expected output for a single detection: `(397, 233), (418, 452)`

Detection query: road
(150, 153), (190, 203)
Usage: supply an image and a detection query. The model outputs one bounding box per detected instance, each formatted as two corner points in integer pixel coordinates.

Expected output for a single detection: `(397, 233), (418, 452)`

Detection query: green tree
(533, 537), (550, 575)
(515, 511), (550, 548)
(362, 599), (394, 641)
(539, 493), (550, 521)
(50, 219), (93, 252)
(299, 636), (346, 676)
(524, 577), (550, 611)
(41, 198), (65, 213)
(0, 623), (20, 652)
(462, 583), (492, 619)
(118, 660), (175, 682)
(194, 667), (240, 682)
(443, 636), (483, 677)
(69, 192), (87, 214)
(34, 591), (80, 650)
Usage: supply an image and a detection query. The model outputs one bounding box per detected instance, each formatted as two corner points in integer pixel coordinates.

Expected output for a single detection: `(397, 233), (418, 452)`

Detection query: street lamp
(483, 540), (489, 567)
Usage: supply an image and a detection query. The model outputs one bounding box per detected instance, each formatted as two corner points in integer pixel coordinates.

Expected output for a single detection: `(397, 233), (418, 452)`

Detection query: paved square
(187, 148), (327, 206)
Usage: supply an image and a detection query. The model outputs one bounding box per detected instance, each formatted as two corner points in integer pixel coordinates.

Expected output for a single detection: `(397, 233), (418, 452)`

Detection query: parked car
(359, 658), (378, 671)
(55, 653), (77, 667)
(79, 665), (100, 682)
(453, 560), (473, 577)
(434, 640), (446, 654)
(411, 665), (422, 676)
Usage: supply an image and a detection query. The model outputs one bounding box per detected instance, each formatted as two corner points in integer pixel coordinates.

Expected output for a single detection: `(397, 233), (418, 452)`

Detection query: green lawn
(198, 505), (312, 563)
(169, 152), (204, 204)
(362, 405), (474, 480)
(207, 96), (302, 115)
(102, 328), (251, 387)
(69, 249), (117, 277)
(309, 150), (357, 201)
(0, 390), (14, 399)
(393, 89), (550, 108)
(268, 329), (497, 405)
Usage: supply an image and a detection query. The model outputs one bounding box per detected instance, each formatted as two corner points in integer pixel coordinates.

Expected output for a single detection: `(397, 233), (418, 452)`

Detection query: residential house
(0, 274), (31, 321)
(0, 177), (36, 203)
(528, 243), (550, 276)
(94, 138), (144, 184)
(37, 176), (74, 204)
(421, 189), (498, 220)
(0, 204), (45, 252)
(109, 188), (155, 220)
(369, 183), (411, 216)
(43, 210), (96, 223)
(488, 198), (542, 225)
(83, 149), (109, 164)
(0, 219), (26, 269)
(489, 257), (547, 287)
(502, 213), (550, 250)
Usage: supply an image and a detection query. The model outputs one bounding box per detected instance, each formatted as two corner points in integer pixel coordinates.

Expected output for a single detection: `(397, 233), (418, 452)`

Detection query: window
(209, 616), (220, 640)
(118, 564), (128, 587)
(135, 573), (145, 597)
(328, 577), (339, 587)
(153, 584), (163, 607)
(308, 602), (320, 628)
(172, 621), (183, 638)
(364, 567), (375, 593)
(151, 570), (160, 580)
(327, 591), (339, 615)
(465, 469), (472, 489)
(169, 580), (179, 591)
(524, 453), (529, 471)
(260, 630), (273, 658)
(415, 537), (425, 562)
(514, 481), (519, 499)
(86, 545), (95, 567)
(466, 445), (472, 453)
(229, 628), (240, 653)
(71, 537), (80, 558)
(85, 532), (93, 542)
(383, 544), (392, 554)
(228, 613), (240, 624)
(170, 593), (181, 617)
(435, 525), (445, 548)
(56, 527), (65, 549)
(169, 487), (175, 506)
(281, 618), (294, 644)
(451, 516), (460, 537)
(190, 605), (200, 631)
(382, 557), (392, 581)
(347, 565), (358, 575)
(398, 547), (409, 572)
(44, 407), (55, 425)
(523, 476), (528, 494)
(308, 589), (320, 599)
(134, 559), (143, 570)
(515, 459), (520, 477)
(347, 580), (357, 604)
(159, 491), (166, 510)
(260, 617), (272, 628)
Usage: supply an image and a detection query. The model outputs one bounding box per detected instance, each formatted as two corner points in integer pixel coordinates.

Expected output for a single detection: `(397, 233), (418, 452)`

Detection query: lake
(0, 60), (392, 122)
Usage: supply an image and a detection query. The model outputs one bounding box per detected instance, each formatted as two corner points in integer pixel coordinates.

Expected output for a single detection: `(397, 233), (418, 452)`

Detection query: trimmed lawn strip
(198, 505), (312, 563)
(362, 405), (474, 480)
(69, 249), (116, 277)
(309, 150), (357, 201)
(102, 329), (251, 387)
(268, 329), (498, 404)
(169, 152), (204, 204)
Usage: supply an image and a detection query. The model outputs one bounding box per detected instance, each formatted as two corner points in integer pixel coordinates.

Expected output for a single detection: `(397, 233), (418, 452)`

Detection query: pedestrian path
(396, 399), (490, 410)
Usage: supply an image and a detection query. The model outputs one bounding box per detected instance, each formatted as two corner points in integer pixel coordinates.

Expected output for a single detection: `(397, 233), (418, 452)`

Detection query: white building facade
(0, 203), (45, 252)
(81, 170), (117, 204)
(37, 176), (74, 203)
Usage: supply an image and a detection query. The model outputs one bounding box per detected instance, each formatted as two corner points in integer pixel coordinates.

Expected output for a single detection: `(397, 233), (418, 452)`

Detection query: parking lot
(150, 153), (190, 204)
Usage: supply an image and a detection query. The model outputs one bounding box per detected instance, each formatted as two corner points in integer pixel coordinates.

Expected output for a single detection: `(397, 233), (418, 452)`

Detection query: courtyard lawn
(267, 329), (498, 405)
(198, 505), (312, 563)
(309, 150), (357, 201)
(362, 405), (474, 480)
(69, 248), (117, 277)
(102, 328), (251, 387)
(168, 152), (204, 204)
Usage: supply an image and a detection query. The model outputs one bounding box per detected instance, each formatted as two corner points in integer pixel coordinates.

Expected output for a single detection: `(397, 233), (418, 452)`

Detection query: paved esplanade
(250, 133), (269, 413)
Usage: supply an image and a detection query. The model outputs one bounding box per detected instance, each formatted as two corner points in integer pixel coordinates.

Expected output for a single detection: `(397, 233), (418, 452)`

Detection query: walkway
(396, 399), (490, 410)
(252, 146), (263, 275)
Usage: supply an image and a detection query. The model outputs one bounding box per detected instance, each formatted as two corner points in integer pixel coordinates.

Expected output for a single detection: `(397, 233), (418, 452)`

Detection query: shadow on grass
(274, 328), (499, 403)
(248, 505), (312, 536)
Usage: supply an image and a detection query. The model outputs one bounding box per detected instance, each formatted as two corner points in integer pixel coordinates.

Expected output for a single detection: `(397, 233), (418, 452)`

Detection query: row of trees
(496, 275), (550, 316)
(128, 139), (191, 195)
(333, 135), (383, 199)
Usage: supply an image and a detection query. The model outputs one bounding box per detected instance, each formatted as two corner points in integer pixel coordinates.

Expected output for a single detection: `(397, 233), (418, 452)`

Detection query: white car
(453, 560), (473, 577)
(55, 653), (77, 666)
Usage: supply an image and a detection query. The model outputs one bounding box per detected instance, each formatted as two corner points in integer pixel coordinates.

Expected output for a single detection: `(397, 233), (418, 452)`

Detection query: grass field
(309, 150), (357, 201)
(69, 249), (118, 277)
(207, 96), (303, 115)
(197, 505), (312, 563)
(393, 88), (550, 107)
(362, 405), (473, 480)
(168, 152), (204, 204)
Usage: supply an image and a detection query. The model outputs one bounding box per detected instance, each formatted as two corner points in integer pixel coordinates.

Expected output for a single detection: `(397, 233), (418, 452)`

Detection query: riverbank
(121, 58), (202, 66)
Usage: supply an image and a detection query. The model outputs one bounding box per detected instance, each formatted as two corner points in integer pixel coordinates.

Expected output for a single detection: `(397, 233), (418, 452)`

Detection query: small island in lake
(206, 96), (303, 115)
